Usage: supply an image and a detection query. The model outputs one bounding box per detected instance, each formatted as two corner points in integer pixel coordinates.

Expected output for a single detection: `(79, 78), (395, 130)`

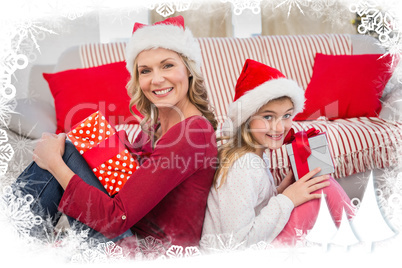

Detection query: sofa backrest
(35, 34), (384, 125)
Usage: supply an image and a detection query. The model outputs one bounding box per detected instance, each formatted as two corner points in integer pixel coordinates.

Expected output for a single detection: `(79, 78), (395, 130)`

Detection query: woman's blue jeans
(12, 140), (132, 242)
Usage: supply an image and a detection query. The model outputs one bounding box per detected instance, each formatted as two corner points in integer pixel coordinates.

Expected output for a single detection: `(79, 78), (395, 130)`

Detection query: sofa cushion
(197, 37), (267, 124)
(115, 123), (142, 144)
(196, 34), (353, 130)
(43, 61), (139, 134)
(8, 98), (56, 139)
(258, 34), (352, 90)
(294, 53), (395, 120)
(79, 42), (127, 68)
(28, 64), (56, 107)
(268, 117), (402, 185)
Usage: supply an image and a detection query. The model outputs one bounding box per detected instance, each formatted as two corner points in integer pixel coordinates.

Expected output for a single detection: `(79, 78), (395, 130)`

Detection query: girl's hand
(282, 167), (330, 207)
(276, 169), (294, 194)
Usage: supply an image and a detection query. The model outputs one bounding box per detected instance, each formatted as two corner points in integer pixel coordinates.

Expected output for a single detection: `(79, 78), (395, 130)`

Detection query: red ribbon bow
(284, 127), (320, 144)
(284, 127), (321, 179)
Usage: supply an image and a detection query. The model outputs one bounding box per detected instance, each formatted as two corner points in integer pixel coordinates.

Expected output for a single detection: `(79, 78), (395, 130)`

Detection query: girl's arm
(208, 156), (331, 246)
(210, 153), (294, 246)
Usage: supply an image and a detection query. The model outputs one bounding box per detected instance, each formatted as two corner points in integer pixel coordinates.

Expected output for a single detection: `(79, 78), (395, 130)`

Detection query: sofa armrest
(350, 34), (400, 101)
(350, 34), (385, 55)
(380, 87), (402, 121)
(8, 98), (57, 139)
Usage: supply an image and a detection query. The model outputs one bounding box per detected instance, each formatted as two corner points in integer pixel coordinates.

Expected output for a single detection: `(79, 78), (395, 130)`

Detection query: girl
(12, 16), (217, 252)
(201, 59), (353, 248)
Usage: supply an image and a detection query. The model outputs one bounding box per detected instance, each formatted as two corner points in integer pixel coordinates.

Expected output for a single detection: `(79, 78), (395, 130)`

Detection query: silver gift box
(285, 133), (335, 180)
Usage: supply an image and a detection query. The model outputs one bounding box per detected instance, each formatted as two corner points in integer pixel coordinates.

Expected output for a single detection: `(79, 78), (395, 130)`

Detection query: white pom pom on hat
(223, 59), (305, 137)
(125, 16), (202, 74)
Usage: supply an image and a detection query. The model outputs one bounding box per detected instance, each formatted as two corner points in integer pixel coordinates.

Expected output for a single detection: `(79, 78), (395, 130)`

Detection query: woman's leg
(12, 141), (132, 241)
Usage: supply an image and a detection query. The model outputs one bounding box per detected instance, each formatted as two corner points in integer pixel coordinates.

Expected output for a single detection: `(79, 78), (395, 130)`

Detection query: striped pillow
(115, 124), (142, 144)
(258, 34), (352, 90)
(80, 42), (127, 68)
(198, 34), (352, 128)
(197, 37), (266, 126)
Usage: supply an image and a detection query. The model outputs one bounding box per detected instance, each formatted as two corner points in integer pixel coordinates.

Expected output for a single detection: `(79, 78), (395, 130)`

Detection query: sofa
(3, 33), (402, 203)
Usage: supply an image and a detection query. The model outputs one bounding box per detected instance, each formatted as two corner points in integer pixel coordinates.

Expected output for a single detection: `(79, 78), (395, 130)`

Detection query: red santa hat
(223, 59), (305, 136)
(125, 16), (202, 74)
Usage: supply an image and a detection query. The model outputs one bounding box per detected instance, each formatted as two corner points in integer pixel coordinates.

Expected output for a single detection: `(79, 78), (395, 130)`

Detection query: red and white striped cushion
(115, 124), (142, 144)
(197, 37), (266, 123)
(198, 34), (352, 126)
(269, 117), (402, 185)
(79, 43), (141, 143)
(80, 42), (126, 68)
(258, 34), (352, 90)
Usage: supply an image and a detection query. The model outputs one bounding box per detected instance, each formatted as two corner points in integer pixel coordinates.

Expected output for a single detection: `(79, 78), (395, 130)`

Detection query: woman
(13, 16), (218, 252)
(201, 59), (353, 249)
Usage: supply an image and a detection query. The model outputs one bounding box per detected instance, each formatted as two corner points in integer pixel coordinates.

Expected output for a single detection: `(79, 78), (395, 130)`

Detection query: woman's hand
(276, 169), (294, 194)
(282, 167), (330, 207)
(33, 132), (75, 189)
(33, 132), (66, 171)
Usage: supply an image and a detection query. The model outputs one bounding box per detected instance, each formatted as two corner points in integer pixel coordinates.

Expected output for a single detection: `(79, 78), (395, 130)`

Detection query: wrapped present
(67, 111), (139, 196)
(285, 128), (334, 180)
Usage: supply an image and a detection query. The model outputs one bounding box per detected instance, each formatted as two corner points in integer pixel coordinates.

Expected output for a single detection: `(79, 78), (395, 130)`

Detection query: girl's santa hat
(223, 59), (305, 136)
(125, 16), (202, 74)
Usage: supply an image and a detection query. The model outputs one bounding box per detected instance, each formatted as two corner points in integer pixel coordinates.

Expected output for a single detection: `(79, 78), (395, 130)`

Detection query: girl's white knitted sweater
(201, 152), (294, 248)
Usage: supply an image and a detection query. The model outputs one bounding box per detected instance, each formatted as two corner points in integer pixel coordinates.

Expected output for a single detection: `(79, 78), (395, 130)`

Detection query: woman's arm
(58, 118), (215, 238)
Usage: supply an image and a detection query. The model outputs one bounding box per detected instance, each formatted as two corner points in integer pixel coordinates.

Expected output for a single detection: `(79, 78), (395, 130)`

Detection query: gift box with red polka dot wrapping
(67, 110), (139, 196)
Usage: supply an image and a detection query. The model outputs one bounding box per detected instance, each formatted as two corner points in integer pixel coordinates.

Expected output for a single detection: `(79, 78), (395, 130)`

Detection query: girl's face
(249, 97), (294, 154)
(136, 48), (190, 110)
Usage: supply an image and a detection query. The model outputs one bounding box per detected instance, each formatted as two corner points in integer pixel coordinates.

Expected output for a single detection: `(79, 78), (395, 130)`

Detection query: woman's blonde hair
(126, 51), (217, 145)
(214, 96), (292, 189)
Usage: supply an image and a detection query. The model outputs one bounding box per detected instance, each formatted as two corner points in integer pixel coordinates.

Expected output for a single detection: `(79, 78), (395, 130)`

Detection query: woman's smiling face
(136, 48), (190, 110)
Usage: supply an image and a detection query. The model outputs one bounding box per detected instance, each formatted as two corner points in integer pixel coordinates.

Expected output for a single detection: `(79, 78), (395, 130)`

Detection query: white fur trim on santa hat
(222, 78), (305, 137)
(125, 24), (202, 74)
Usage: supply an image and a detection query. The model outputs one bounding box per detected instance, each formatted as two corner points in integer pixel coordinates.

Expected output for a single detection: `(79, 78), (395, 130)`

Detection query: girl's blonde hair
(214, 96), (292, 189)
(126, 52), (217, 145)
(213, 120), (257, 189)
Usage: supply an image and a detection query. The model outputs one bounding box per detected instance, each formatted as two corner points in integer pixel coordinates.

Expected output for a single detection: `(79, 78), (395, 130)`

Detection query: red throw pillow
(294, 53), (395, 121)
(44, 61), (141, 133)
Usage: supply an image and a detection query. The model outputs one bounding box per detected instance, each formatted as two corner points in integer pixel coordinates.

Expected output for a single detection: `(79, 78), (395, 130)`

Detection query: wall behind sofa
(11, 1), (358, 101)
(13, 11), (101, 100)
(11, 4), (264, 100)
